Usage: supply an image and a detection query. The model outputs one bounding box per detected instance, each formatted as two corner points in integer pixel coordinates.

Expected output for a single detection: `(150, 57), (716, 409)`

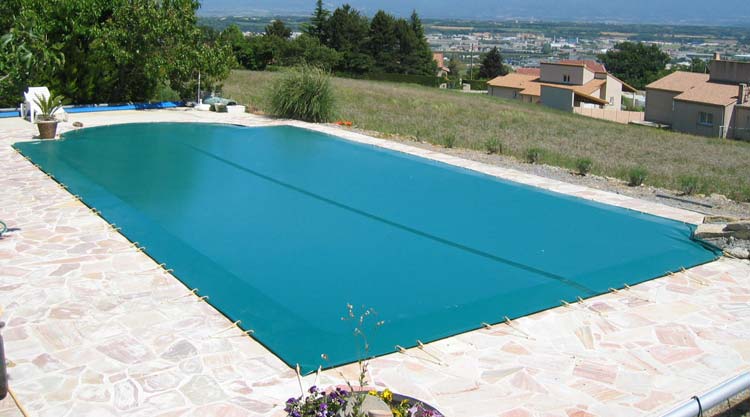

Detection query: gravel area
(350, 127), (750, 220)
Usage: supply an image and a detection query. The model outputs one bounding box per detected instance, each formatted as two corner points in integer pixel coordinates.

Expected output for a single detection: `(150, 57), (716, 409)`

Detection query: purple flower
(319, 403), (328, 411)
(308, 385), (318, 394)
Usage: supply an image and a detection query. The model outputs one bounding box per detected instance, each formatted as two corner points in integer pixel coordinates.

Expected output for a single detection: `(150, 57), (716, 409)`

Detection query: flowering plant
(367, 389), (441, 417)
(284, 385), (349, 417)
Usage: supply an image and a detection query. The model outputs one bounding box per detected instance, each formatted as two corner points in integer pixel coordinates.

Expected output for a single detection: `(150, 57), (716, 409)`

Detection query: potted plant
(33, 93), (65, 139)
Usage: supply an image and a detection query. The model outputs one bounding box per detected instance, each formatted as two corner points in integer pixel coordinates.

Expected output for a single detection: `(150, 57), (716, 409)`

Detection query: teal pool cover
(14, 123), (720, 373)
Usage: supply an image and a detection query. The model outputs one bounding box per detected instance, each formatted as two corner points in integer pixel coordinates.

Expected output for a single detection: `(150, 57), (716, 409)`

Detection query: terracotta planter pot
(36, 120), (59, 139)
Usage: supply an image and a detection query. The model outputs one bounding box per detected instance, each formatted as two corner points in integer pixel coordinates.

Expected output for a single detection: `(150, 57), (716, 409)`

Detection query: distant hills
(198, 0), (750, 26)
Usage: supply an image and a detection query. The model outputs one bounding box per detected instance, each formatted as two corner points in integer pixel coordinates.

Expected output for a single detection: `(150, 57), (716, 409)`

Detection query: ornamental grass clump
(484, 138), (502, 154)
(525, 147), (544, 164)
(627, 166), (648, 186)
(678, 175), (701, 195)
(575, 157), (593, 176)
(442, 133), (456, 148)
(269, 65), (335, 122)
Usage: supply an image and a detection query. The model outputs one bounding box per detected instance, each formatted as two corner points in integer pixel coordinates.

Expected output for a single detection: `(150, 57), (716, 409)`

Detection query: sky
(198, 0), (750, 26)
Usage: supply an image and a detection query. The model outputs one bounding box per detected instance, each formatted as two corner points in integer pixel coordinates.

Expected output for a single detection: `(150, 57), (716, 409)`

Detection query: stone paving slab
(0, 110), (748, 417)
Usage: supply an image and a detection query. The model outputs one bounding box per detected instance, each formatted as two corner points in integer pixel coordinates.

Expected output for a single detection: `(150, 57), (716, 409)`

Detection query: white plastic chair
(23, 87), (66, 122)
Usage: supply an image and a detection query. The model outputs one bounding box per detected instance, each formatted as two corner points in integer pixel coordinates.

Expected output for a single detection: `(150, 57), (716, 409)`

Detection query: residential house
(432, 52), (450, 77)
(645, 54), (750, 139)
(486, 60), (636, 111)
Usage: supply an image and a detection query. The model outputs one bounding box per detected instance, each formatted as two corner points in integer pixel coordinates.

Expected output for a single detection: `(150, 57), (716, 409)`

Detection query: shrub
(678, 175), (701, 195)
(268, 65), (335, 122)
(575, 157), (593, 176)
(443, 133), (456, 148)
(484, 138), (503, 154)
(33, 93), (65, 122)
(627, 167), (648, 186)
(525, 147), (544, 164)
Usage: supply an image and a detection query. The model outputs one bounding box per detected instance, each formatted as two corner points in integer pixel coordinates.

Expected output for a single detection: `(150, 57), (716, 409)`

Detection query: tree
(688, 57), (709, 74)
(305, 0), (330, 43)
(597, 42), (671, 89)
(282, 34), (341, 71)
(368, 11), (398, 72)
(326, 4), (372, 74)
(401, 11), (436, 76)
(478, 47), (507, 79)
(541, 43), (553, 55)
(265, 19), (291, 39)
(447, 56), (463, 78)
(221, 25), (252, 69)
(0, 0), (233, 106)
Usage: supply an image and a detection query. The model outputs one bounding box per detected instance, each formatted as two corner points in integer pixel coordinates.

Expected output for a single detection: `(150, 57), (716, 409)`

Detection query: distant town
(200, 16), (750, 70)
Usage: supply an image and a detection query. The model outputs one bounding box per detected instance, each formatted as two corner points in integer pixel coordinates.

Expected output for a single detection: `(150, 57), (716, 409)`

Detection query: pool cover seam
(185, 143), (598, 296)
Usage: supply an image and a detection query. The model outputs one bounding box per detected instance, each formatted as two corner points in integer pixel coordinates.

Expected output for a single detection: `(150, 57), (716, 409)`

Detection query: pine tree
(326, 4), (372, 74)
(405, 10), (437, 75)
(265, 20), (292, 39)
(305, 0), (330, 44)
(478, 47), (507, 79)
(368, 11), (399, 72)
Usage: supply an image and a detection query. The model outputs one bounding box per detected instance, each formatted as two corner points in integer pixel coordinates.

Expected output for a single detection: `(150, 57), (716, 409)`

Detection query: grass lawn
(223, 70), (750, 202)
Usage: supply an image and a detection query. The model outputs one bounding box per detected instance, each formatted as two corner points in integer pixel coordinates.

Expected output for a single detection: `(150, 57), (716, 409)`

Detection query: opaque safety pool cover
(14, 123), (720, 373)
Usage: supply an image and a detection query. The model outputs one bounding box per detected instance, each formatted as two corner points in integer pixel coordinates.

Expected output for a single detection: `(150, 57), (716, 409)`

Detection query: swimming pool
(14, 123), (720, 372)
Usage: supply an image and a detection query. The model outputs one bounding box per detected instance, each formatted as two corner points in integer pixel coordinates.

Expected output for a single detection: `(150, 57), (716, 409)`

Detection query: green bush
(152, 84), (181, 102)
(525, 147), (544, 164)
(443, 133), (456, 148)
(678, 175), (701, 195)
(484, 138), (503, 154)
(627, 167), (648, 186)
(575, 157), (593, 176)
(268, 65), (335, 122)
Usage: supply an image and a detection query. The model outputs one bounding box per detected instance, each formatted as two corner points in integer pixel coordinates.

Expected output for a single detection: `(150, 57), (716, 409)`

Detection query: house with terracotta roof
(487, 60), (636, 112)
(432, 52), (450, 77)
(645, 54), (750, 139)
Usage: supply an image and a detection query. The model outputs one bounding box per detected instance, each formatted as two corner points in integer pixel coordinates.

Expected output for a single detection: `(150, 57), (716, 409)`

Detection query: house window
(698, 112), (714, 126)
(609, 97), (614, 105)
(563, 75), (570, 83)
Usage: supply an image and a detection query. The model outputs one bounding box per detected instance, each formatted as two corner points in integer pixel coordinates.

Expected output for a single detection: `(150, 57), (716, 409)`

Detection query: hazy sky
(198, 0), (750, 25)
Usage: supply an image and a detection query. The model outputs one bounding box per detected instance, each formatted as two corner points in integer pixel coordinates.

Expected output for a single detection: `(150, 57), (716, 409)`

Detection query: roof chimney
(740, 83), (748, 105)
(713, 52), (721, 61)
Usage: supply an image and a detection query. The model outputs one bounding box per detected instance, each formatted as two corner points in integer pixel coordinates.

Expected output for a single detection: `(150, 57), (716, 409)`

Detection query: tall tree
(597, 42), (671, 89)
(478, 47), (507, 79)
(326, 4), (372, 74)
(368, 11), (398, 72)
(305, 0), (329, 43)
(401, 10), (436, 75)
(265, 19), (292, 39)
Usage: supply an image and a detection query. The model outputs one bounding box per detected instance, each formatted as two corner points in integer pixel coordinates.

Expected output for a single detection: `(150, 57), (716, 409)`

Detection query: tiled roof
(487, 73), (539, 90)
(487, 74), (608, 104)
(646, 71), (710, 93)
(557, 59), (607, 73)
(674, 82), (739, 106)
(647, 71), (739, 106)
(515, 68), (541, 76)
